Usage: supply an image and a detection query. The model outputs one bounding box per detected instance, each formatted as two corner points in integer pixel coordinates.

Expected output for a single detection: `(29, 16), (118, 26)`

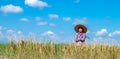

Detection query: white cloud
(48, 14), (59, 19)
(0, 4), (23, 13)
(60, 36), (74, 43)
(63, 17), (71, 21)
(7, 29), (15, 33)
(40, 30), (58, 42)
(27, 32), (36, 39)
(0, 26), (2, 30)
(60, 32), (64, 34)
(25, 0), (48, 8)
(20, 18), (29, 22)
(73, 17), (87, 25)
(42, 30), (55, 36)
(0, 26), (7, 31)
(96, 29), (108, 36)
(93, 37), (120, 46)
(37, 22), (47, 26)
(6, 29), (17, 40)
(75, 0), (80, 3)
(109, 30), (120, 37)
(35, 16), (41, 21)
(86, 30), (90, 34)
(49, 23), (56, 27)
(17, 31), (24, 40)
(0, 31), (3, 38)
(17, 31), (22, 35)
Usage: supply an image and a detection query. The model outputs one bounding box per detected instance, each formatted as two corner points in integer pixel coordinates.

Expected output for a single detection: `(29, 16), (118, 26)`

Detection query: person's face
(78, 28), (83, 33)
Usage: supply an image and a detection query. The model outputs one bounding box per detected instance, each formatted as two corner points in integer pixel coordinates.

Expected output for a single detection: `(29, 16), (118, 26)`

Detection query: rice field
(0, 40), (120, 59)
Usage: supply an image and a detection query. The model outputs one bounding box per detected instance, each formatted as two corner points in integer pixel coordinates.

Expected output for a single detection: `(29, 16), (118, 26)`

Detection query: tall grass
(0, 40), (120, 59)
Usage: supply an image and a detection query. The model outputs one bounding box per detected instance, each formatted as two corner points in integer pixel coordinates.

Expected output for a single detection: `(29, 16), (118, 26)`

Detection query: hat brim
(74, 24), (87, 33)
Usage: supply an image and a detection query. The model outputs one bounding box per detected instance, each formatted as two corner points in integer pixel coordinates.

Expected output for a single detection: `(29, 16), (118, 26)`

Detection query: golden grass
(0, 40), (120, 59)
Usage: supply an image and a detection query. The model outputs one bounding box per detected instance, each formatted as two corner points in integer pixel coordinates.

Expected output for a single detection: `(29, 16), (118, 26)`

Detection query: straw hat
(74, 24), (87, 33)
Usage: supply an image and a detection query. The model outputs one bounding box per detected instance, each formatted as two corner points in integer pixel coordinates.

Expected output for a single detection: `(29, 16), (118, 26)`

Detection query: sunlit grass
(0, 40), (120, 59)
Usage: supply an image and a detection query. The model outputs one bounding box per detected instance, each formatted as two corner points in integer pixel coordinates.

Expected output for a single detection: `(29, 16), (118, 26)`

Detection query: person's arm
(75, 33), (81, 42)
(74, 33), (78, 39)
(80, 33), (86, 40)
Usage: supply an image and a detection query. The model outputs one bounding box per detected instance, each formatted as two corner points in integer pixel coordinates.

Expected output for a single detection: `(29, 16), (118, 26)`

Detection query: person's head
(74, 24), (87, 33)
(78, 27), (84, 33)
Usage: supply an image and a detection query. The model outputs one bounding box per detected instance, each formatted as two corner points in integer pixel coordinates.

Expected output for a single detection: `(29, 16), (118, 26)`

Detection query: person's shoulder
(82, 33), (86, 35)
(75, 33), (80, 36)
(75, 33), (79, 35)
(76, 32), (79, 34)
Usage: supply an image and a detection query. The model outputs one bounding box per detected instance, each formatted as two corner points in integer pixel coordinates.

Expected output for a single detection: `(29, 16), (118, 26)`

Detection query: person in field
(74, 24), (87, 45)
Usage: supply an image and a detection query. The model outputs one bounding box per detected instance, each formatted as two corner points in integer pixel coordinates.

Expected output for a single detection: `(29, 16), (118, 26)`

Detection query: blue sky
(0, 0), (120, 45)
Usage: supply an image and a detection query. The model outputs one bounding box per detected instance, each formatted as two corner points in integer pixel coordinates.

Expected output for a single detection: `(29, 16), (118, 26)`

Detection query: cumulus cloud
(0, 31), (3, 38)
(73, 17), (87, 25)
(27, 32), (36, 39)
(0, 4), (23, 13)
(25, 0), (48, 9)
(96, 29), (108, 36)
(6, 29), (17, 40)
(35, 16), (41, 21)
(75, 0), (80, 3)
(48, 14), (59, 19)
(86, 30), (90, 34)
(63, 17), (71, 21)
(20, 18), (29, 22)
(0, 26), (2, 30)
(49, 23), (56, 27)
(42, 30), (55, 36)
(37, 22), (47, 26)
(7, 29), (15, 33)
(109, 30), (120, 37)
(40, 30), (59, 42)
(17, 31), (22, 35)
(60, 32), (65, 34)
(93, 37), (120, 46)
(0, 26), (7, 30)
